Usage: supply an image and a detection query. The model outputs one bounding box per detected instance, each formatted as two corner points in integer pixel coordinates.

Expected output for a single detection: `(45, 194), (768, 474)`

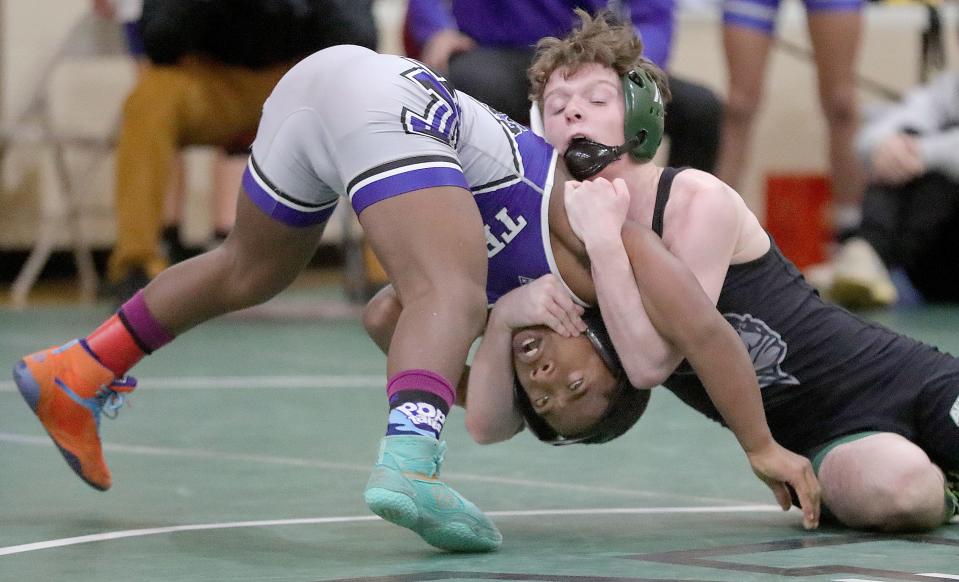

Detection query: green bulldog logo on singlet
(723, 313), (799, 388)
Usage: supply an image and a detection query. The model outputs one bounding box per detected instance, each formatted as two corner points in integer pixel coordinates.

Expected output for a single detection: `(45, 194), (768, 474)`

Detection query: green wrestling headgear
(622, 68), (665, 160)
(513, 308), (650, 445)
(563, 67), (666, 181)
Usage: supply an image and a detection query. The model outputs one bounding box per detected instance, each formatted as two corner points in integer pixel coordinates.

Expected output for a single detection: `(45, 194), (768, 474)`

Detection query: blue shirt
(407, 0), (676, 68)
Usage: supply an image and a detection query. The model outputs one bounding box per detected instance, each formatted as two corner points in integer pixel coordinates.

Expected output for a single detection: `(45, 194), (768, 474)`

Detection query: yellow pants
(107, 58), (288, 283)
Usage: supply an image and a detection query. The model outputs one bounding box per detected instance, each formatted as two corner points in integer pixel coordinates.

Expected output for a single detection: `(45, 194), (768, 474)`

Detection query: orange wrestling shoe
(12, 339), (137, 491)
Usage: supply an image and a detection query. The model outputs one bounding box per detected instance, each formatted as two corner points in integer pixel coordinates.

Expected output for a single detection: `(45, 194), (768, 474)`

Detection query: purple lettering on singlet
(400, 65), (460, 147)
(477, 129), (557, 304)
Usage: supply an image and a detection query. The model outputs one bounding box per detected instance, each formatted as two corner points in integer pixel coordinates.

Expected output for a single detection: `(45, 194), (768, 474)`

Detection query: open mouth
(512, 329), (543, 362)
(567, 133), (588, 148)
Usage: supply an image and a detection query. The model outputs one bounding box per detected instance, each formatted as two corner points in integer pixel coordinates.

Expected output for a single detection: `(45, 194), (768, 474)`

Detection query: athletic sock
(944, 488), (958, 522)
(385, 369), (455, 439)
(945, 472), (958, 522)
(86, 290), (174, 376)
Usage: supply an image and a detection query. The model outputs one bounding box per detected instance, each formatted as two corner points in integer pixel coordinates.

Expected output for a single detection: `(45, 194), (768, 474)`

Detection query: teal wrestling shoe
(363, 435), (502, 552)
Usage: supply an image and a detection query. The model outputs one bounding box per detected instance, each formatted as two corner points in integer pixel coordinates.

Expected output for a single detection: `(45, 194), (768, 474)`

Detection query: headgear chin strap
(563, 134), (642, 181)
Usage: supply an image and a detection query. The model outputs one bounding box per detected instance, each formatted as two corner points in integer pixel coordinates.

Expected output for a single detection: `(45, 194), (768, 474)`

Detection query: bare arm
(581, 220), (818, 527)
(407, 0), (476, 72)
(562, 178), (819, 528)
(585, 226), (680, 388)
(622, 223), (820, 528)
(611, 223), (770, 452)
(465, 308), (526, 443)
(465, 275), (586, 443)
(561, 176), (739, 385)
(560, 179), (752, 418)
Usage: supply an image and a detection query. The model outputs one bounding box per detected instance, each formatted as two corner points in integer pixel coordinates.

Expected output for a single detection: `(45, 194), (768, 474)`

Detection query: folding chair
(2, 13), (133, 307)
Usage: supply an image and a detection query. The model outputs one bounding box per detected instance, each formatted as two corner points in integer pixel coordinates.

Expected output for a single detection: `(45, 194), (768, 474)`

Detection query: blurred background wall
(0, 0), (950, 254)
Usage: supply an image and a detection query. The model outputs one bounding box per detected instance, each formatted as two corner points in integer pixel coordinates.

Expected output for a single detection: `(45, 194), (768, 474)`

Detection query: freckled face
(513, 325), (617, 437)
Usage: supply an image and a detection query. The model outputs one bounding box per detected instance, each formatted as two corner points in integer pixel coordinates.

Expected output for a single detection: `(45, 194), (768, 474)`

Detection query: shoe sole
(12, 360), (108, 491)
(364, 486), (501, 552)
(831, 278), (896, 310)
(364, 487), (419, 528)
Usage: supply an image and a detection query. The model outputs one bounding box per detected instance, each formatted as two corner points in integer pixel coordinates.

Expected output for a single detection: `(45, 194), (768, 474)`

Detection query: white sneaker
(803, 261), (836, 297)
(830, 237), (897, 309)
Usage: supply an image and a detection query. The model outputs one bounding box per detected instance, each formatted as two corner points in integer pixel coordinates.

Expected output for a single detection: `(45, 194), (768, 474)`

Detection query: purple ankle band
(387, 369), (455, 407)
(119, 291), (174, 353)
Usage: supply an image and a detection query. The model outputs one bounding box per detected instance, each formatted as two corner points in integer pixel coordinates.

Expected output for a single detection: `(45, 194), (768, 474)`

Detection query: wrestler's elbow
(622, 359), (672, 389)
(465, 413), (522, 445)
(620, 340), (684, 388)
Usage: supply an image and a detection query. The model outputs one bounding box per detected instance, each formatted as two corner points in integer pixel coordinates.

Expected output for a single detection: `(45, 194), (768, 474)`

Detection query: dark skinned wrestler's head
(512, 309), (650, 445)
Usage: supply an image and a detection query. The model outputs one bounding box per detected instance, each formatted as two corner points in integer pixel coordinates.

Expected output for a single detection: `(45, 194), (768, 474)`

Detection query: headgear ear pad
(622, 68), (665, 161)
(513, 309), (650, 445)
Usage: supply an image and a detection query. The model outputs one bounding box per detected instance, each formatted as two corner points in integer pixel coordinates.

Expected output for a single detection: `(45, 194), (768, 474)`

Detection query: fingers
(553, 292), (586, 336)
(573, 306), (586, 333)
(544, 300), (580, 337)
(563, 181), (585, 219)
(751, 447), (822, 530)
(783, 463), (821, 530)
(422, 30), (474, 72)
(564, 181), (583, 198)
(768, 481), (792, 512)
(545, 293), (585, 337)
(533, 275), (585, 337)
(794, 465), (821, 530)
(875, 135), (924, 185)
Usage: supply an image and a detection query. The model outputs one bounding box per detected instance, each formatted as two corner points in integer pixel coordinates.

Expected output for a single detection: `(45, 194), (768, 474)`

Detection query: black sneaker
(162, 225), (194, 264)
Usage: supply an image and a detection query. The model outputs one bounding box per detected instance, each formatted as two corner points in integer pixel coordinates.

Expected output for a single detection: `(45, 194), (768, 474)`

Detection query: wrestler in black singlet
(652, 168), (959, 471)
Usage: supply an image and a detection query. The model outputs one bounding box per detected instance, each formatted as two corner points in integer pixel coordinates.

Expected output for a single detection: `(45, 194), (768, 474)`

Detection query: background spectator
(105, 0), (376, 302)
(830, 69), (959, 309)
(93, 0), (249, 265)
(715, 0), (865, 237)
(406, 0), (723, 172)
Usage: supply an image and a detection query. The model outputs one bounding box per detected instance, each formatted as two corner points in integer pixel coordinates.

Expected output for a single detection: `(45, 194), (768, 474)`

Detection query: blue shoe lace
(430, 441), (447, 476)
(95, 376), (137, 419)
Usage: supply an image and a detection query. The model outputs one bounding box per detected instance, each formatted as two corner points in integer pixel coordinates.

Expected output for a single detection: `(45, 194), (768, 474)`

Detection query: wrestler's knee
(723, 88), (761, 125)
(444, 280), (488, 336)
(363, 285), (400, 340)
(461, 285), (489, 337)
(404, 274), (487, 337)
(122, 66), (188, 122)
(819, 87), (857, 126)
(211, 241), (299, 309)
(822, 450), (945, 531)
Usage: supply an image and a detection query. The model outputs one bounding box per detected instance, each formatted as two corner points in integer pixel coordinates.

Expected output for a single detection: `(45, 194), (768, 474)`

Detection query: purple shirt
(407, 0), (676, 68)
